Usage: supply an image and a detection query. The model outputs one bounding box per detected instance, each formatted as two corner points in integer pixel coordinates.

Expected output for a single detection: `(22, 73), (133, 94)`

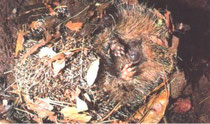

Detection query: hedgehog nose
(130, 52), (137, 61)
(129, 50), (140, 63)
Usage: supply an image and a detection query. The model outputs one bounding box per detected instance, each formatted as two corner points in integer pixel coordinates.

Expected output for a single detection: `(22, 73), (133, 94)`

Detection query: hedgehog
(91, 2), (184, 121)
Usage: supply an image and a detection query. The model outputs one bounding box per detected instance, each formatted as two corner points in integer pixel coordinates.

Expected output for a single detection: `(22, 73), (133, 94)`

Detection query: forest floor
(0, 0), (209, 123)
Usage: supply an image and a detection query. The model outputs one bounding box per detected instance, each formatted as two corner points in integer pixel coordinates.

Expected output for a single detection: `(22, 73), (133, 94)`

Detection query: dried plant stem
(14, 107), (37, 117)
(37, 97), (74, 106)
(199, 96), (210, 104)
(4, 82), (16, 92)
(59, 5), (90, 26)
(101, 102), (122, 121)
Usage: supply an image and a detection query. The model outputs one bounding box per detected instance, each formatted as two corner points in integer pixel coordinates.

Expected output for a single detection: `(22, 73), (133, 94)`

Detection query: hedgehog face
(127, 40), (143, 64)
(128, 49), (140, 63)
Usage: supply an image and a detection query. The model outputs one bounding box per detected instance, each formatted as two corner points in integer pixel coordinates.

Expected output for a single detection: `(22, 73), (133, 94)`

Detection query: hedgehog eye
(128, 41), (137, 48)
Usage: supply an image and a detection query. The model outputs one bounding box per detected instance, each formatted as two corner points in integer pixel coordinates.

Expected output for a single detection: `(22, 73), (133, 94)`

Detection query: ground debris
(0, 0), (195, 123)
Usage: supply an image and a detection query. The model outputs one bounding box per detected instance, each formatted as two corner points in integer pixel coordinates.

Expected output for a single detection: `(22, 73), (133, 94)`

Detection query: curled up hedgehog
(91, 2), (186, 122)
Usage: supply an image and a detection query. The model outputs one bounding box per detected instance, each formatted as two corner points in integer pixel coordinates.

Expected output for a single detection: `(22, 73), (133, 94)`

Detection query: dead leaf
(52, 58), (65, 76)
(33, 99), (57, 122)
(52, 1), (60, 6)
(61, 106), (91, 122)
(27, 102), (55, 119)
(61, 107), (77, 116)
(48, 115), (57, 122)
(50, 53), (65, 63)
(15, 30), (24, 57)
(86, 58), (100, 86)
(65, 21), (83, 31)
(43, 2), (56, 15)
(130, 88), (169, 123)
(84, 93), (91, 102)
(76, 97), (88, 112)
(39, 47), (57, 58)
(48, 52), (66, 76)
(35, 98), (54, 111)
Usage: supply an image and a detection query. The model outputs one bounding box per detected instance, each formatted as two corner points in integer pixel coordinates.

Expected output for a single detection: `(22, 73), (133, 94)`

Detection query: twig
(58, 5), (90, 27)
(101, 102), (122, 121)
(108, 14), (116, 28)
(37, 97), (74, 106)
(3, 70), (13, 74)
(14, 107), (36, 117)
(4, 82), (16, 92)
(199, 96), (210, 104)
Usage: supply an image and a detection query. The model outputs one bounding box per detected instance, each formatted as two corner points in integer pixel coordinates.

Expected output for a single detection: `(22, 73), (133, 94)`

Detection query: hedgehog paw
(110, 39), (125, 57)
(121, 63), (136, 80)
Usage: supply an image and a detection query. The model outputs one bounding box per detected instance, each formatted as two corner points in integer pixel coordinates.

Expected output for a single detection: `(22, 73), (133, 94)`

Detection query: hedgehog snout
(128, 49), (141, 64)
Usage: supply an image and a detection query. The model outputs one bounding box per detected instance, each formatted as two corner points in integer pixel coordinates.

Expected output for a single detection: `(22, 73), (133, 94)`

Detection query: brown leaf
(61, 107), (91, 122)
(48, 115), (57, 122)
(131, 88), (169, 123)
(15, 30), (24, 57)
(35, 98), (54, 111)
(53, 2), (59, 6)
(49, 52), (66, 76)
(27, 102), (55, 119)
(44, 2), (55, 15)
(49, 53), (65, 63)
(65, 21), (83, 31)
